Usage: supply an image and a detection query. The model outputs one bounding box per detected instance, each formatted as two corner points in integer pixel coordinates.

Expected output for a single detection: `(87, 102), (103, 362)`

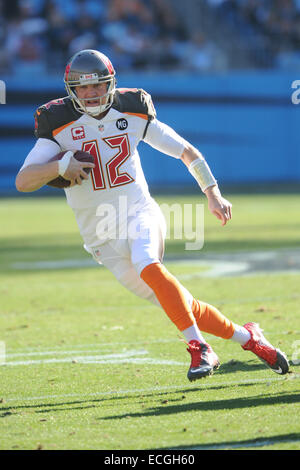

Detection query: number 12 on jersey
(82, 134), (134, 190)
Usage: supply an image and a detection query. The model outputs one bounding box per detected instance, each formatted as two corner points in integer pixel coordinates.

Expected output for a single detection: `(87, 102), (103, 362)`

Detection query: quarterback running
(16, 49), (289, 381)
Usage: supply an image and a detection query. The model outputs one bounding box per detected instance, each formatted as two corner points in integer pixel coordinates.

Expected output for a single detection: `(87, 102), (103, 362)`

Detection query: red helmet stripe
(65, 63), (71, 80)
(99, 53), (114, 75)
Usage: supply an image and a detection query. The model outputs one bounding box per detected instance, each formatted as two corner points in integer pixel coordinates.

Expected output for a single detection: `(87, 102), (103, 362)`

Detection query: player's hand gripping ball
(47, 151), (95, 188)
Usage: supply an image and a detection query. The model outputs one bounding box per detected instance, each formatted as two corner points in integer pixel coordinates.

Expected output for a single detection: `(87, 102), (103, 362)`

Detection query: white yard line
(2, 347), (185, 367)
(4, 356), (185, 367)
(177, 261), (250, 279)
(5, 348), (145, 358)
(186, 436), (300, 450)
(3, 374), (300, 403)
(3, 328), (298, 359)
(4, 349), (147, 366)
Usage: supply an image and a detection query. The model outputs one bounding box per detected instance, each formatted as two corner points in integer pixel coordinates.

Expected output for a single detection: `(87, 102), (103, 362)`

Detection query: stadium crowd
(209, 0), (300, 68)
(0, 0), (300, 77)
(1, 0), (215, 77)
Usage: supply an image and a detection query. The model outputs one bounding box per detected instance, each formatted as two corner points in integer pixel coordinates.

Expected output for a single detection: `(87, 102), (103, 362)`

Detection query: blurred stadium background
(1, 2), (300, 451)
(0, 0), (300, 195)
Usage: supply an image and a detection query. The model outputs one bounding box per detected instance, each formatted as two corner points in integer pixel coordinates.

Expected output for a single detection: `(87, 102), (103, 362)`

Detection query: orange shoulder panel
(52, 120), (76, 137)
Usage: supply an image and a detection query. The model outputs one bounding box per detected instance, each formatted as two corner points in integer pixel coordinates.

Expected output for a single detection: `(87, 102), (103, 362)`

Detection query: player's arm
(16, 138), (60, 192)
(16, 161), (60, 192)
(143, 119), (232, 226)
(16, 139), (94, 192)
(181, 142), (232, 226)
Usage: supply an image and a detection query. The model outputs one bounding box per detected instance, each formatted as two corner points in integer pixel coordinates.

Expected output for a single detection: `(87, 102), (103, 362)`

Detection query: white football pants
(86, 198), (194, 309)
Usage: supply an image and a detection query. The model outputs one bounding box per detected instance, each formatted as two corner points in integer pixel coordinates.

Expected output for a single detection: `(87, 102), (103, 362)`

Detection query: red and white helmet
(64, 49), (116, 116)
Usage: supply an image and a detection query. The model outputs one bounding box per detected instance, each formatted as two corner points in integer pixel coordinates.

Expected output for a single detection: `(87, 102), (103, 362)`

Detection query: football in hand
(47, 150), (95, 188)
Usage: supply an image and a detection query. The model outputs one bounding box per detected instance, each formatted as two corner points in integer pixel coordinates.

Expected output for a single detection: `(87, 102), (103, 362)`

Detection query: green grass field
(0, 193), (300, 451)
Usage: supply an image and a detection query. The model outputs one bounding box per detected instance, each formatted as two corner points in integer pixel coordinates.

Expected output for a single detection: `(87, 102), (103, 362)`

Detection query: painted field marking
(176, 260), (250, 279)
(184, 436), (300, 450)
(3, 374), (300, 403)
(9, 248), (300, 278)
(5, 348), (146, 358)
(10, 258), (251, 277)
(3, 330), (299, 368)
(3, 350), (185, 366)
(2, 346), (185, 367)
(4, 356), (185, 367)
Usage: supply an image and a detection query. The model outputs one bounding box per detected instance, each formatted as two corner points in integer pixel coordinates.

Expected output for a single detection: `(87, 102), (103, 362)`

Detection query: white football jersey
(26, 88), (185, 247)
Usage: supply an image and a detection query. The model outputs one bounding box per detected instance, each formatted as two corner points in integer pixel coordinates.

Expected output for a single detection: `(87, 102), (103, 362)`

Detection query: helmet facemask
(65, 74), (116, 117)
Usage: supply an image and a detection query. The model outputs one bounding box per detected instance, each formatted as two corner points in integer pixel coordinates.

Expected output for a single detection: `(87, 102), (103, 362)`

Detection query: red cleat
(242, 322), (289, 375)
(186, 340), (220, 382)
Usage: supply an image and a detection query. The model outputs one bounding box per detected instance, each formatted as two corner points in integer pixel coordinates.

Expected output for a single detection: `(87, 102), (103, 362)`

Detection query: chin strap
(86, 106), (103, 116)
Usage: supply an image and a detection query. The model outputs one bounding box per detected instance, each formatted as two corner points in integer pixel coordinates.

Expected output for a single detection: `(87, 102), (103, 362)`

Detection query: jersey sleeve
(139, 89), (156, 121)
(143, 119), (186, 158)
(33, 97), (78, 143)
(19, 138), (61, 172)
(34, 106), (57, 142)
(113, 88), (156, 138)
(141, 90), (156, 138)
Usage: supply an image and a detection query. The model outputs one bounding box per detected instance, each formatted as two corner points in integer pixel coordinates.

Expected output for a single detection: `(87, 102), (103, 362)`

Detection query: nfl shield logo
(98, 124), (104, 132)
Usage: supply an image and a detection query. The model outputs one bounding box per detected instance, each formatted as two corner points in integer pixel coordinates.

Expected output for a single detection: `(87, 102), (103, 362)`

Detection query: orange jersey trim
(52, 121), (76, 137)
(124, 112), (148, 121)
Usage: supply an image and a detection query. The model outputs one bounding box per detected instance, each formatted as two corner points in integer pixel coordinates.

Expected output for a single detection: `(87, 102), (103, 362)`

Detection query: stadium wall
(0, 70), (299, 195)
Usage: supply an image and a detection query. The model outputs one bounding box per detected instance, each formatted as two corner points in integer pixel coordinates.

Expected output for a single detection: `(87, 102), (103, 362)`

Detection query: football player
(16, 49), (289, 380)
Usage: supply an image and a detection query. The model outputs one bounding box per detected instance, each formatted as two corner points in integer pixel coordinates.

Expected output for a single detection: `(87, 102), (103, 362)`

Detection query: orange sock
(140, 262), (195, 331)
(192, 299), (234, 339)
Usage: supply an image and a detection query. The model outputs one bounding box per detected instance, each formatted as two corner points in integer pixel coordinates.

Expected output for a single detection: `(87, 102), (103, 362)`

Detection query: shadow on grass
(217, 359), (270, 374)
(0, 234), (93, 275)
(2, 233), (300, 275)
(3, 385), (297, 420)
(97, 391), (300, 421)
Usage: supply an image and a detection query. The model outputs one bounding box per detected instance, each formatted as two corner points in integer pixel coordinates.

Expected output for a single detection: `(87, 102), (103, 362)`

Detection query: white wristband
(58, 151), (73, 176)
(188, 158), (217, 192)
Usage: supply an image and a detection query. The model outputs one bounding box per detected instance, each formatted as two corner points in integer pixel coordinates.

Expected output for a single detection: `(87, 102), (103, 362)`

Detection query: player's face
(75, 83), (108, 109)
